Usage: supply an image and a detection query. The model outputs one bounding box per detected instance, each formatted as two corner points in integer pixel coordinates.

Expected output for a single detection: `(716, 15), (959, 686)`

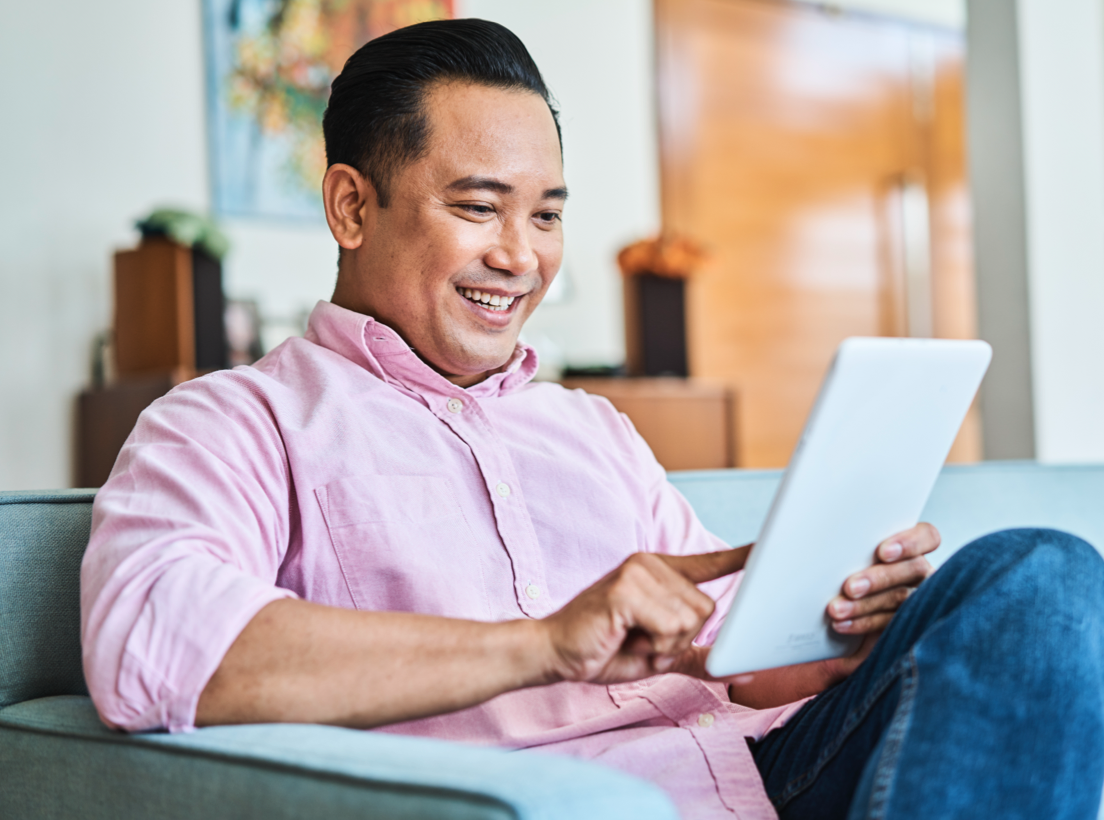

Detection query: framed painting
(203, 0), (455, 220)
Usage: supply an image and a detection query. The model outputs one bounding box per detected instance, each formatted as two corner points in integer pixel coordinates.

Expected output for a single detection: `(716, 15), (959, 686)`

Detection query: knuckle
(691, 591), (716, 619)
(867, 565), (890, 588)
(620, 556), (651, 583)
(908, 556), (930, 576)
(856, 614), (887, 632)
(670, 604), (698, 634)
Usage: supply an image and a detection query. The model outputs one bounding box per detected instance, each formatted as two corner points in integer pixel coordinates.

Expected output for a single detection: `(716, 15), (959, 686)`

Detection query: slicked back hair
(323, 18), (561, 208)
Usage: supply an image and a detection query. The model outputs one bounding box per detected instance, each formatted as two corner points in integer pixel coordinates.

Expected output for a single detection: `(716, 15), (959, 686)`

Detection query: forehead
(417, 82), (564, 189)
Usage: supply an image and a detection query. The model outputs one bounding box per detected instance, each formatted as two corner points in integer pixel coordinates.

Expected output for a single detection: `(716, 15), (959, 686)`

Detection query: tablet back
(704, 337), (991, 677)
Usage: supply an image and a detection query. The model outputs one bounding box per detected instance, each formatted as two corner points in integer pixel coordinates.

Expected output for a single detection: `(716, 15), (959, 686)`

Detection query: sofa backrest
(0, 491), (94, 709)
(2, 462), (1101, 709)
(668, 461), (1104, 569)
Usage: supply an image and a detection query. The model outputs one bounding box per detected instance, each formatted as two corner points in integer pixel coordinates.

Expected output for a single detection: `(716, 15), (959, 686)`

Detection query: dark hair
(323, 18), (561, 207)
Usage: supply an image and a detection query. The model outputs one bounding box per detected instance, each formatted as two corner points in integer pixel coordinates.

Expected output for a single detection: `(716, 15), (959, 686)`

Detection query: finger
(828, 585), (912, 621)
(633, 554), (719, 622)
(659, 544), (752, 584)
(877, 522), (941, 562)
(612, 562), (712, 656)
(603, 644), (703, 682)
(843, 556), (932, 600)
(628, 597), (708, 656)
(622, 628), (654, 656)
(832, 610), (895, 635)
(660, 644), (710, 678)
(616, 554), (717, 623)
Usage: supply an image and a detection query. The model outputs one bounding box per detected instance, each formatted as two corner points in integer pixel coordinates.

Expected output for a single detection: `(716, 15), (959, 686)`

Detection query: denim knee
(949, 527), (1104, 610)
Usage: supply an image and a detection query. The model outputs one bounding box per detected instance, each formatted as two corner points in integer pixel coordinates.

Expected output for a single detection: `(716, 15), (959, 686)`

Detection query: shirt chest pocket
(316, 475), (492, 620)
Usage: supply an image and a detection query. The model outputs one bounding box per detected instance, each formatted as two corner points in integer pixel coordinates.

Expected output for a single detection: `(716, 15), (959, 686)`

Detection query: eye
(459, 204), (495, 217)
(535, 211), (562, 226)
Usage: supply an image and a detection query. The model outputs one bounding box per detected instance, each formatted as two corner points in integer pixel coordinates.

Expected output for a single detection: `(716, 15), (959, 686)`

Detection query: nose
(484, 218), (537, 276)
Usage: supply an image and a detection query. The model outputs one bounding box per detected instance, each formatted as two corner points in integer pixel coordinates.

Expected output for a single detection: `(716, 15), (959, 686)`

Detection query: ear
(322, 163), (377, 250)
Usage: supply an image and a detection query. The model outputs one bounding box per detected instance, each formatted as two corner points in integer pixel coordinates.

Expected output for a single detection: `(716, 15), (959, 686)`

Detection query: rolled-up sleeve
(81, 373), (298, 733)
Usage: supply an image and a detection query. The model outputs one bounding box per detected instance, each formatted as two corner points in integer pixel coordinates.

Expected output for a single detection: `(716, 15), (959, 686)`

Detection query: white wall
(461, 0), (660, 371)
(814, 0), (965, 29)
(965, 0), (1037, 459)
(13, 0), (1102, 491)
(1016, 0), (1104, 462)
(0, 1), (210, 491)
(0, 0), (659, 490)
(0, 0), (339, 490)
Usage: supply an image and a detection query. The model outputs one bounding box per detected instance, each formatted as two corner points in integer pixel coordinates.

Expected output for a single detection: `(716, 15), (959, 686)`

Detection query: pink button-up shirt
(82, 300), (804, 819)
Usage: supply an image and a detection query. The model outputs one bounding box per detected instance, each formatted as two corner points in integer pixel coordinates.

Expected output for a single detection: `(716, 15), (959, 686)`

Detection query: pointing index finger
(660, 544), (752, 584)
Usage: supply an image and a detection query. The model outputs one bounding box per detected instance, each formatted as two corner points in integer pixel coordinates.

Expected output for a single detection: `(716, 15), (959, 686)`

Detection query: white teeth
(457, 287), (518, 311)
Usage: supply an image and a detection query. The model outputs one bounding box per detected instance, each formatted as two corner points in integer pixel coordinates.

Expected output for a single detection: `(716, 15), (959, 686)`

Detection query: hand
(821, 523), (940, 680)
(540, 546), (751, 685)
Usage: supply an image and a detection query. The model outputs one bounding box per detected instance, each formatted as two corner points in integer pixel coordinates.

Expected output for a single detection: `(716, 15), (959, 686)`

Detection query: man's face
(331, 82), (566, 386)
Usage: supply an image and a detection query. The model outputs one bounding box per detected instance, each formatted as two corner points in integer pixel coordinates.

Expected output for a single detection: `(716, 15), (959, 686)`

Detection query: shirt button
(446, 398), (464, 414)
(525, 584), (541, 599)
(697, 713), (715, 728)
(496, 482), (511, 498)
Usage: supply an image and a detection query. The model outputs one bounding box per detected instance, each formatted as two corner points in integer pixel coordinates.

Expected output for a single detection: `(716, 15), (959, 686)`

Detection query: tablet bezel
(704, 337), (992, 678)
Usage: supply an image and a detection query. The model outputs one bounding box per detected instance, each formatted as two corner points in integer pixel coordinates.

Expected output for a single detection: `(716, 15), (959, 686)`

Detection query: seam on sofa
(0, 717), (520, 819)
(0, 491), (98, 506)
(667, 469), (783, 481)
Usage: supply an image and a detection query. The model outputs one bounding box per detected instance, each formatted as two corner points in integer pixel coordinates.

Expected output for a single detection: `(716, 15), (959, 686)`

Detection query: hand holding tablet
(704, 337), (992, 678)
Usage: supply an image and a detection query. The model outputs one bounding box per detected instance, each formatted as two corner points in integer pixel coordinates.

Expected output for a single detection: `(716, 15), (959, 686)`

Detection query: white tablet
(704, 337), (992, 677)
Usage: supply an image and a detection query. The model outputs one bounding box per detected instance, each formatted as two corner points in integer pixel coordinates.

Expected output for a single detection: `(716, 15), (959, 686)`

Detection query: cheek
(421, 224), (492, 282)
(535, 233), (564, 281)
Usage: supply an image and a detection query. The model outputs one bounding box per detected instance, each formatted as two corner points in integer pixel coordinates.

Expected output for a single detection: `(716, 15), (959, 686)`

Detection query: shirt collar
(303, 300), (539, 399)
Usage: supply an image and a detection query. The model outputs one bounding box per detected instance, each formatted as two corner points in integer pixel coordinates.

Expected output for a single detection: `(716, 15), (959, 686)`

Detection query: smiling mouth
(457, 287), (518, 312)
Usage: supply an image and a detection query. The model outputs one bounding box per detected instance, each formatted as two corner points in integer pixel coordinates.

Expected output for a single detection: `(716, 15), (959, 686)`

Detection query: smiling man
(81, 19), (1104, 820)
(325, 80), (566, 386)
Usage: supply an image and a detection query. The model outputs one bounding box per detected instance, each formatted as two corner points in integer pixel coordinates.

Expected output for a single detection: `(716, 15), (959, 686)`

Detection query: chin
(449, 341), (519, 378)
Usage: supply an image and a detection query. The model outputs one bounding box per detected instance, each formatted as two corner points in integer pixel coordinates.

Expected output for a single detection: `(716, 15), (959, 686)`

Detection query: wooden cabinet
(76, 376), (174, 488)
(113, 237), (227, 379)
(77, 238), (228, 486)
(560, 378), (735, 471)
(113, 239), (196, 379)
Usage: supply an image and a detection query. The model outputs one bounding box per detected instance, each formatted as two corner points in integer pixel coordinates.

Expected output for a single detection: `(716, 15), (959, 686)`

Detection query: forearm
(196, 599), (556, 728)
(724, 659), (841, 710)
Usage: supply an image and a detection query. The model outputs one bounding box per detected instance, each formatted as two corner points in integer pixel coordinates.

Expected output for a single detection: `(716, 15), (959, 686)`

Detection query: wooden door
(657, 0), (980, 467)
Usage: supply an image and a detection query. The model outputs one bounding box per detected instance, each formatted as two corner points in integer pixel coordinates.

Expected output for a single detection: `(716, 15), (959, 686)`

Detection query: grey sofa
(3, 462), (1103, 819)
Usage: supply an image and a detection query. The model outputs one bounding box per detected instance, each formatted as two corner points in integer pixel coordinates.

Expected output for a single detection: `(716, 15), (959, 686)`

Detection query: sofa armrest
(0, 696), (678, 820)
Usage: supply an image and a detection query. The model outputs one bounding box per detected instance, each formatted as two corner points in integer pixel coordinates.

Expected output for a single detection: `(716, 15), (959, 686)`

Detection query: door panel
(657, 0), (979, 467)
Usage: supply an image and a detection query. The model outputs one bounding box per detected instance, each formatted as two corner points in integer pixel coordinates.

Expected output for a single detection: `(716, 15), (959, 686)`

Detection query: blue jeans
(750, 528), (1104, 819)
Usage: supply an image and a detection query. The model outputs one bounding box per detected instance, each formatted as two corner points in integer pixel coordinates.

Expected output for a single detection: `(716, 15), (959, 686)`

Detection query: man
(82, 19), (1104, 819)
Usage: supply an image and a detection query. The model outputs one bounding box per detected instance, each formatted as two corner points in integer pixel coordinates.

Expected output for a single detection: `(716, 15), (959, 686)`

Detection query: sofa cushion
(0, 696), (678, 820)
(0, 491), (95, 709)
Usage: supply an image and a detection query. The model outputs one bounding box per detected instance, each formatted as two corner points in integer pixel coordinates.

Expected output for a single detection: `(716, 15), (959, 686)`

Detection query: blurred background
(1, 0), (1102, 490)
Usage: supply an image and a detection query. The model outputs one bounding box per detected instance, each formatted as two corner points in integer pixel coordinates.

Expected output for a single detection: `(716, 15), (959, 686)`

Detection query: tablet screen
(705, 337), (991, 677)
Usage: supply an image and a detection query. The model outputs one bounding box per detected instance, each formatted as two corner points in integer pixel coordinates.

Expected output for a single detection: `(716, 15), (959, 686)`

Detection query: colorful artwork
(203, 0), (454, 220)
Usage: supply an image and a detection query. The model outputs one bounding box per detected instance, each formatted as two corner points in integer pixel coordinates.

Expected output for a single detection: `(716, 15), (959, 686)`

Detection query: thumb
(659, 544), (752, 584)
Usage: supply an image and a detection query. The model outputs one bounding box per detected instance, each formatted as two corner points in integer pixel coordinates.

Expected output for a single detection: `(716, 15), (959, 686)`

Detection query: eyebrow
(445, 175), (569, 201)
